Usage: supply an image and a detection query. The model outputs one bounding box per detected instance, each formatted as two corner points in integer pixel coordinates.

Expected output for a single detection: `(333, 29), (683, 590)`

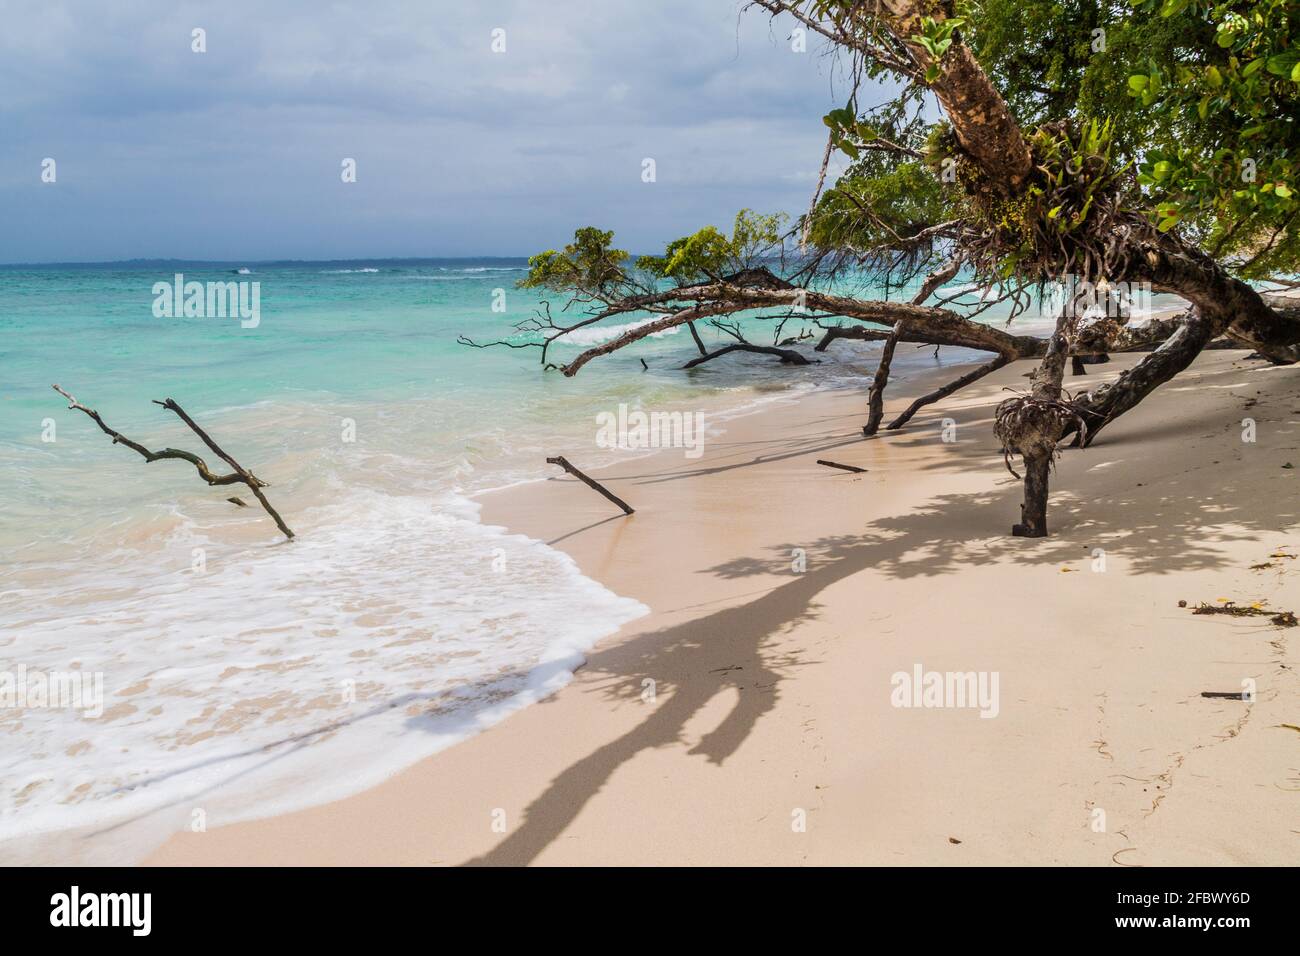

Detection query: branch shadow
(463, 362), (1299, 864)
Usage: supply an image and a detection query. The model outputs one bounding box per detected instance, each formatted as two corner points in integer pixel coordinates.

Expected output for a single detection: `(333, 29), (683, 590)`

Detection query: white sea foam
(439, 266), (525, 273)
(0, 487), (646, 860)
(553, 317), (685, 347)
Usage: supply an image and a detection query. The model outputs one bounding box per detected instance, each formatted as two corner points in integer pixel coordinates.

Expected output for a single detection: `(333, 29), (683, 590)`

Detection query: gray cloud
(0, 0), (859, 261)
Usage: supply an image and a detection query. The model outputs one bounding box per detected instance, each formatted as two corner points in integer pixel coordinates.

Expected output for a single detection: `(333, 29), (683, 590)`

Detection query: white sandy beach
(140, 347), (1299, 866)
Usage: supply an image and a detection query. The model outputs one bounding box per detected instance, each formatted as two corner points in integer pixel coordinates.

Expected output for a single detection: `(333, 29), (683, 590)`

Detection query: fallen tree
(462, 0), (1300, 536)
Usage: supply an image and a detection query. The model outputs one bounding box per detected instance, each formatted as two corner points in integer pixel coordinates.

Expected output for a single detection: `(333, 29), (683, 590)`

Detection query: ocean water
(0, 259), (1169, 861)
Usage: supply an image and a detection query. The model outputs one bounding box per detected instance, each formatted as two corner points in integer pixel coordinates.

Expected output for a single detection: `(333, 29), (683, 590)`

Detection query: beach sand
(146, 348), (1299, 866)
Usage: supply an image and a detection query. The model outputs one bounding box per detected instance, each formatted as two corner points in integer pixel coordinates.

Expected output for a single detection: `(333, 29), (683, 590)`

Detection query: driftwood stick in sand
(816, 459), (867, 474)
(52, 384), (295, 540)
(546, 456), (634, 515)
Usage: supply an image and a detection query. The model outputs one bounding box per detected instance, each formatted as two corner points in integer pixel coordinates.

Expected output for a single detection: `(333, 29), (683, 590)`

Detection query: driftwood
(681, 342), (812, 369)
(886, 354), (1013, 431)
(52, 385), (294, 540)
(675, 314), (817, 369)
(1189, 601), (1297, 627)
(816, 459), (867, 473)
(863, 258), (962, 436)
(546, 456), (634, 515)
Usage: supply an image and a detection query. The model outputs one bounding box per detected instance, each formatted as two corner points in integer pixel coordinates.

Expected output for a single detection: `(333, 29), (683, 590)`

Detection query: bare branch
(864, 257), (964, 435)
(546, 456), (634, 515)
(886, 354), (1012, 431)
(681, 343), (815, 369)
(53, 385), (294, 540)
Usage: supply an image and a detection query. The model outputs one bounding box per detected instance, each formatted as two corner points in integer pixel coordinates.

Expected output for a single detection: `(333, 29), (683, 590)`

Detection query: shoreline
(143, 347), (1300, 865)
(3, 350), (965, 866)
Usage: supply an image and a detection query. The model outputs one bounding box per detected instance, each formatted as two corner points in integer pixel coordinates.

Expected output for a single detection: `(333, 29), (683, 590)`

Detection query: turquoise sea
(0, 258), (1142, 860)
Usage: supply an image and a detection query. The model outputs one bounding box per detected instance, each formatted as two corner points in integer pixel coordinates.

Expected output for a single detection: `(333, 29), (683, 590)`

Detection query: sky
(0, 0), (867, 263)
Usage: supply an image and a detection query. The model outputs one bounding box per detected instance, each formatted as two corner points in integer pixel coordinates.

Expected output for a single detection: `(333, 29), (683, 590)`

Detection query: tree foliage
(469, 0), (1300, 539)
(814, 0), (1299, 278)
(633, 209), (788, 283)
(519, 227), (629, 295)
(1124, 0), (1300, 273)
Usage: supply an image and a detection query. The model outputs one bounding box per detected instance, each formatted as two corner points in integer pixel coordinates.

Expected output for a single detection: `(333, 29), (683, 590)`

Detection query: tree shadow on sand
(466, 363), (1298, 864)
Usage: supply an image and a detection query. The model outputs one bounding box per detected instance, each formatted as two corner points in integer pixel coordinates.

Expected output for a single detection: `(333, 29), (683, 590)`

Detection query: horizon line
(0, 254), (541, 268)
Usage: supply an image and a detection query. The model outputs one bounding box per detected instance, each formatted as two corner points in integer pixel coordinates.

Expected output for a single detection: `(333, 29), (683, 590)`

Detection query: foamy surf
(0, 487), (646, 863)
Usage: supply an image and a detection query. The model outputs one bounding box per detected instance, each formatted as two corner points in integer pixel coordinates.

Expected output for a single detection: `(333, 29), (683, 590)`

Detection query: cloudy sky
(0, 0), (871, 263)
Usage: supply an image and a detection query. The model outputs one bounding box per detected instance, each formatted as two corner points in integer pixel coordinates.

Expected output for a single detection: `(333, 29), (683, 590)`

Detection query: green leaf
(1276, 184), (1293, 199)
(1266, 51), (1300, 78)
(1159, 0), (1189, 16)
(1128, 75), (1149, 93)
(1205, 65), (1223, 89)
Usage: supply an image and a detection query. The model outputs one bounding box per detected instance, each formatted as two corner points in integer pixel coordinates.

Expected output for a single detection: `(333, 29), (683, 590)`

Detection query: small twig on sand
(816, 459), (867, 474)
(546, 456), (634, 515)
(52, 384), (294, 539)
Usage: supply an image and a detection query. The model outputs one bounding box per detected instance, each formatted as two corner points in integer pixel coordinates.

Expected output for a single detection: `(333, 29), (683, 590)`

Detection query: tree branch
(53, 385), (294, 540)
